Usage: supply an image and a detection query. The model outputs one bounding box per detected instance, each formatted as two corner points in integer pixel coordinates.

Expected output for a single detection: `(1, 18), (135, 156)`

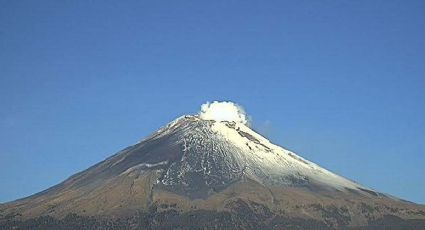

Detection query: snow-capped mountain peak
(139, 99), (376, 199)
(4, 101), (424, 229)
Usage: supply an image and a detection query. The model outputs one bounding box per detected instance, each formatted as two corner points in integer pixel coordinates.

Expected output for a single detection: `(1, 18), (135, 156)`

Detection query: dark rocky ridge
(2, 205), (425, 230)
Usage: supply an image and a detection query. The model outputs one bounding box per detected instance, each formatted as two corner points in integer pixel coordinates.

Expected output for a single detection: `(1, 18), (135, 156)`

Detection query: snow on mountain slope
(146, 114), (372, 198)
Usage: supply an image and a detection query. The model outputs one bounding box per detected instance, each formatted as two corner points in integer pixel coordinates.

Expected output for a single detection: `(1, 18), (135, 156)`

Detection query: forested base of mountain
(2, 209), (425, 230)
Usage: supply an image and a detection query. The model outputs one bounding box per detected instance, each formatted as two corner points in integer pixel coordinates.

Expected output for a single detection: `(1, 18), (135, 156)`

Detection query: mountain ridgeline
(1, 114), (425, 229)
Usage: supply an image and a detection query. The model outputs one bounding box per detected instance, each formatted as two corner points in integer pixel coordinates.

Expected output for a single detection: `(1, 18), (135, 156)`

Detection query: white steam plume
(199, 101), (250, 126)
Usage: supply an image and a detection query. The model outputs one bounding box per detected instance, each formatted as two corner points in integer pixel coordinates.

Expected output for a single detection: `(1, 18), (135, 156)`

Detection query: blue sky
(0, 1), (424, 204)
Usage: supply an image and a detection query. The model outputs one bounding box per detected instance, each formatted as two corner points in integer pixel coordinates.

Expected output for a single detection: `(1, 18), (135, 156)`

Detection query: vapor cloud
(199, 101), (250, 126)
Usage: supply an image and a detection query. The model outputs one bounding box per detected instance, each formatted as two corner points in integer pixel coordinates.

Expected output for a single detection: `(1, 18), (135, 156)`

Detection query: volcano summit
(1, 101), (424, 229)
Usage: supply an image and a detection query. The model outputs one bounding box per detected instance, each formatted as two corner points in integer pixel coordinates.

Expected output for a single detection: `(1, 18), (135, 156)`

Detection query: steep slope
(1, 104), (425, 229)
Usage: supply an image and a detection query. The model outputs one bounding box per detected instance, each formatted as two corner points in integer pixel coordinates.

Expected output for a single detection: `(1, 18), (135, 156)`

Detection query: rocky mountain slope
(1, 102), (424, 229)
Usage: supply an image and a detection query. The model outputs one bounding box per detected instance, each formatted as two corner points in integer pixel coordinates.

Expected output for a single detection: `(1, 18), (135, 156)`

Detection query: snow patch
(121, 161), (169, 175)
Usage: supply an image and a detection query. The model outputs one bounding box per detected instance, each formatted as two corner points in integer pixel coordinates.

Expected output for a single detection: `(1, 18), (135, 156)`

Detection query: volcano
(1, 102), (425, 229)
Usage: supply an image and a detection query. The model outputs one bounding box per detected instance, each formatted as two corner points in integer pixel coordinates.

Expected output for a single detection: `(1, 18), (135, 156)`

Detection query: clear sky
(1, 1), (424, 204)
